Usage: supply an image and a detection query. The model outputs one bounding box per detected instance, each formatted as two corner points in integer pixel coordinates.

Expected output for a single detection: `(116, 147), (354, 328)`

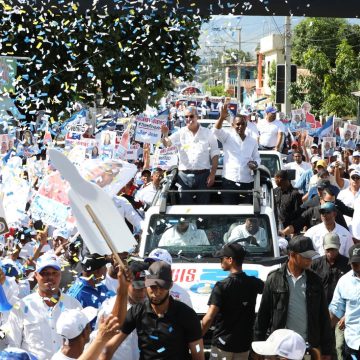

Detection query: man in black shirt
(279, 187), (350, 236)
(311, 233), (350, 360)
(202, 242), (264, 360)
(102, 261), (204, 360)
(274, 170), (303, 230)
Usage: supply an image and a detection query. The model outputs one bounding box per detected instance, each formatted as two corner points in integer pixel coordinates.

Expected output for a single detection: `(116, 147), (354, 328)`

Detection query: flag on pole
(312, 116), (334, 139)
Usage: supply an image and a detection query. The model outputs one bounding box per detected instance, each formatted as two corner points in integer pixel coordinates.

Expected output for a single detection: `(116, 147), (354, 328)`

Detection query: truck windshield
(143, 214), (274, 260)
(259, 153), (281, 177)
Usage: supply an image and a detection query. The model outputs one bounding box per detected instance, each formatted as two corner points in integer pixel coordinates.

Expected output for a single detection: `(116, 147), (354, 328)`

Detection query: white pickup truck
(139, 167), (285, 317)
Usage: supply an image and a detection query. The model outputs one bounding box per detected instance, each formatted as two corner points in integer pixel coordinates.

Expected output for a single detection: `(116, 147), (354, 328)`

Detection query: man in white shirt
(337, 170), (360, 228)
(227, 218), (267, 247)
(158, 219), (210, 247)
(257, 106), (285, 151)
(6, 253), (82, 360)
(161, 106), (220, 204)
(135, 168), (164, 209)
(213, 103), (260, 205)
(284, 150), (312, 187)
(304, 202), (353, 257)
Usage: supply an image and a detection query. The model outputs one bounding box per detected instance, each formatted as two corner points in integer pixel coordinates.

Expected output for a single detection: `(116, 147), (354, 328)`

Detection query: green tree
(291, 18), (360, 117)
(205, 84), (226, 96)
(0, 1), (205, 121)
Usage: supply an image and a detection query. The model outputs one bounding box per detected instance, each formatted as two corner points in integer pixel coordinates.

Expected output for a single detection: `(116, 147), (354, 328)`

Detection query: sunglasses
(184, 114), (195, 119)
(351, 176), (360, 180)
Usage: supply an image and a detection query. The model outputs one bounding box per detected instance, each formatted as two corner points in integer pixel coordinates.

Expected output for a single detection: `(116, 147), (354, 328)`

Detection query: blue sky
(198, 15), (360, 58)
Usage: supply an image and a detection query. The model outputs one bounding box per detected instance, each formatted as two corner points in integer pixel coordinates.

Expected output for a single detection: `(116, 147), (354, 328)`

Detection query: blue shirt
(67, 277), (114, 321)
(294, 168), (314, 193)
(329, 270), (360, 350)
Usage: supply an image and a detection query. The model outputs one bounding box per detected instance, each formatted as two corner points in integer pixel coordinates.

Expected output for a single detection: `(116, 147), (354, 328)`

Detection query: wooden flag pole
(85, 204), (125, 268)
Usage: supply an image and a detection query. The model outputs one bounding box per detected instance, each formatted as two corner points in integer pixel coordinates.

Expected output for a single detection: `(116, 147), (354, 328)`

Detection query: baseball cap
(56, 307), (98, 340)
(213, 242), (246, 261)
(348, 164), (360, 172)
(350, 170), (360, 179)
(316, 179), (330, 189)
(239, 109), (250, 117)
(0, 348), (38, 360)
(81, 253), (108, 272)
(252, 329), (306, 360)
(145, 248), (173, 265)
(319, 202), (337, 214)
(316, 159), (327, 168)
(311, 143), (318, 148)
(35, 253), (61, 273)
(265, 105), (277, 114)
(288, 235), (318, 259)
(310, 155), (321, 164)
(323, 233), (340, 250)
(352, 151), (360, 157)
(52, 228), (70, 240)
(291, 141), (299, 147)
(145, 261), (173, 290)
(128, 261), (149, 289)
(348, 244), (360, 263)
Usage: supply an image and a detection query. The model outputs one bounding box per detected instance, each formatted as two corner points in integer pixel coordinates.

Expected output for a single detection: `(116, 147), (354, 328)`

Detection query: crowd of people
(0, 99), (359, 360)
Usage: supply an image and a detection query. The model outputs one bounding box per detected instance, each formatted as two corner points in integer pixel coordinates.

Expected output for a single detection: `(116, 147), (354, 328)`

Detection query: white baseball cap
(353, 151), (360, 157)
(35, 252), (61, 273)
(252, 329), (306, 360)
(145, 248), (172, 265)
(310, 155), (321, 164)
(56, 307), (98, 340)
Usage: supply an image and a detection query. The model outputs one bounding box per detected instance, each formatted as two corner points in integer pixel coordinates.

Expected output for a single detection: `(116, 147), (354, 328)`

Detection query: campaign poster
(134, 117), (167, 144)
(0, 134), (9, 154)
(152, 146), (178, 170)
(125, 143), (141, 161)
(80, 158), (137, 197)
(99, 131), (116, 159)
(321, 137), (336, 159)
(31, 171), (75, 229)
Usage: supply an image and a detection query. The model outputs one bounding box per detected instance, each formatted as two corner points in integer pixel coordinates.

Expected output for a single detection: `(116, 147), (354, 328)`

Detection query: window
(144, 214), (274, 261)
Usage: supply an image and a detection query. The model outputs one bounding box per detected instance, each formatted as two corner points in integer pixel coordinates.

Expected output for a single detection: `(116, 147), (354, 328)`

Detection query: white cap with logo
(56, 307), (98, 339)
(145, 248), (173, 265)
(252, 329), (306, 360)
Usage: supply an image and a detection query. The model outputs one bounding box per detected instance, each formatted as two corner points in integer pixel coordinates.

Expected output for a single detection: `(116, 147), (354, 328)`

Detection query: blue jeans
(177, 170), (210, 204)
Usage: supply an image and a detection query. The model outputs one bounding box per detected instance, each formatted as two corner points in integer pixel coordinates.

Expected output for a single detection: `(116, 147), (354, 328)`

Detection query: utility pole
(237, 27), (242, 105)
(284, 16), (292, 117)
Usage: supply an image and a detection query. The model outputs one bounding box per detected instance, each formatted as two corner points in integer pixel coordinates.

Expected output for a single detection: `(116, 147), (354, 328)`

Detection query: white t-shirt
(169, 126), (220, 171)
(258, 119), (285, 148)
(304, 223), (353, 257)
(213, 128), (261, 183)
(351, 198), (360, 238)
(337, 187), (360, 227)
(245, 121), (259, 141)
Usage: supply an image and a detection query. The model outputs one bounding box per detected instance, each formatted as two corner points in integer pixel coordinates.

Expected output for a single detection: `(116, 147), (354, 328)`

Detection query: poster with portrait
(79, 158), (137, 196)
(99, 131), (116, 159)
(31, 171), (75, 229)
(0, 134), (9, 154)
(321, 137), (336, 159)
